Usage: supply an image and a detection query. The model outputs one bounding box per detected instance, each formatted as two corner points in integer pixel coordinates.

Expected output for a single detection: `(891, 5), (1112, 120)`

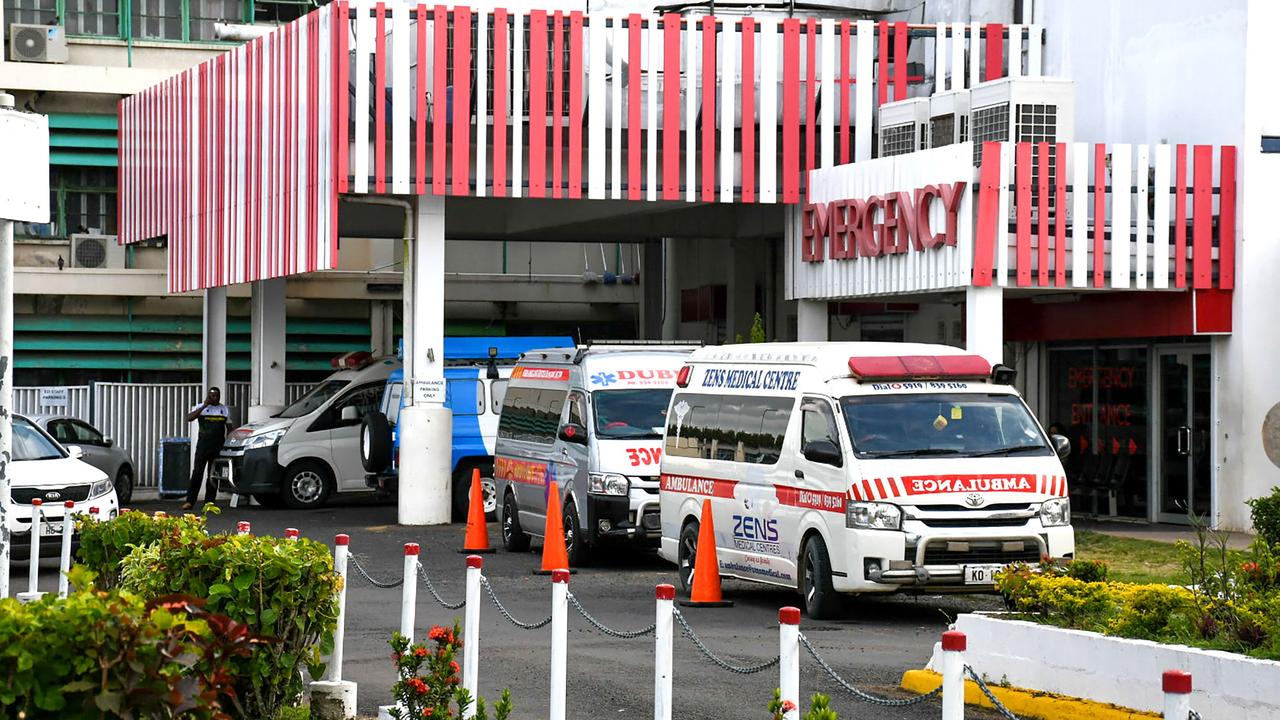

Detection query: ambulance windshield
(840, 393), (1051, 459)
(592, 389), (672, 439)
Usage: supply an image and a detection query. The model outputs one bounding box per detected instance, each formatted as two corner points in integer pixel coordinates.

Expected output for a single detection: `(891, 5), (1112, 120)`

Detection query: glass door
(1156, 349), (1212, 523)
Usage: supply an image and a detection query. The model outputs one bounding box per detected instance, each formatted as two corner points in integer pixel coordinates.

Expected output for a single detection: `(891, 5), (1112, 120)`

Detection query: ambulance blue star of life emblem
(591, 372), (617, 387)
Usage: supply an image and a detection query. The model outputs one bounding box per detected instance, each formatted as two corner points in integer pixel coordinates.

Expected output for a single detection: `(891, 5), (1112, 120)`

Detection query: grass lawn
(1073, 530), (1249, 585)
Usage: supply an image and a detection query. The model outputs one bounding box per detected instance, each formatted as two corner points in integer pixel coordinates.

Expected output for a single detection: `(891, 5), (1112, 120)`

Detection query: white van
(494, 343), (699, 564)
(659, 342), (1074, 618)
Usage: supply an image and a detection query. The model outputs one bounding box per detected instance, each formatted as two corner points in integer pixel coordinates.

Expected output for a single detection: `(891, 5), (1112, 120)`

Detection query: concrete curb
(900, 669), (1159, 720)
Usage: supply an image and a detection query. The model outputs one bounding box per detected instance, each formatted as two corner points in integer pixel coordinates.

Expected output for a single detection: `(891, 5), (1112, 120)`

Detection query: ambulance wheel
(451, 462), (497, 522)
(563, 501), (591, 566)
(502, 491), (531, 553)
(800, 535), (841, 620)
(283, 461), (334, 510)
(677, 520), (700, 593)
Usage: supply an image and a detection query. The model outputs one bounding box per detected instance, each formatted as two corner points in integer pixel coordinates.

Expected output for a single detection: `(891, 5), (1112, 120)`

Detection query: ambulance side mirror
(558, 423), (588, 444)
(802, 440), (843, 468)
(1051, 434), (1071, 459)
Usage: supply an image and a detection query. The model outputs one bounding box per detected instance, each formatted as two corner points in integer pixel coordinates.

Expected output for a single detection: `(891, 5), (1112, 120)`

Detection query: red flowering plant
(768, 689), (836, 720)
(388, 624), (513, 720)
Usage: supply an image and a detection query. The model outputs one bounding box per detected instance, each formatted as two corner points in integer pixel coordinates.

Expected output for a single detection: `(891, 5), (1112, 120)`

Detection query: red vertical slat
(216, 54), (226, 285)
(805, 18), (816, 185)
(452, 6), (472, 196)
(1192, 144), (1213, 289)
(1175, 144), (1188, 288)
(414, 4), (427, 194)
(984, 23), (1003, 81)
(375, 3), (386, 193)
(627, 14), (641, 200)
(551, 11), (563, 198)
(568, 11), (584, 199)
(199, 64), (207, 287)
(492, 8), (508, 197)
(781, 19), (800, 203)
(662, 13), (680, 200)
(1054, 142), (1067, 287)
(701, 15), (716, 202)
(1219, 145), (1236, 289)
(433, 5), (448, 195)
(972, 142), (1002, 286)
(528, 10), (547, 197)
(337, 1), (349, 194)
(741, 17), (756, 203)
(330, 8), (341, 265)
(1037, 141), (1049, 286)
(1093, 143), (1107, 288)
(1015, 142), (1032, 287)
(282, 28), (292, 279)
(892, 21), (907, 101)
(309, 13), (320, 272)
(251, 41), (260, 279)
(876, 20), (888, 107)
(839, 20), (850, 165)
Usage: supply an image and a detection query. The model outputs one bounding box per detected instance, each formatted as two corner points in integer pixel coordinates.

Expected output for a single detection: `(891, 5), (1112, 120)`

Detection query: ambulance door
(721, 394), (796, 585)
(784, 397), (849, 584)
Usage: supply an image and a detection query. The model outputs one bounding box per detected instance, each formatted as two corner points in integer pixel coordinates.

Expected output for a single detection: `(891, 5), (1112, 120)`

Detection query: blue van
(362, 336), (572, 519)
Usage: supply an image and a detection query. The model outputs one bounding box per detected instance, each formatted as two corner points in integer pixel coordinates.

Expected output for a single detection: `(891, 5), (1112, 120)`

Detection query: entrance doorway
(1155, 349), (1213, 523)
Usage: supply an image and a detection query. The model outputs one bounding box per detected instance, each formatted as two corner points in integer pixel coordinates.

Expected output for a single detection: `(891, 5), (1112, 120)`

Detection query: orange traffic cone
(459, 467), (495, 554)
(534, 480), (573, 575)
(679, 499), (733, 607)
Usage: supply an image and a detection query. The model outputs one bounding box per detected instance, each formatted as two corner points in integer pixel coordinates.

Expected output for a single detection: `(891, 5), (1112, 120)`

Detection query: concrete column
(397, 195), (451, 526)
(964, 286), (1004, 367)
(370, 300), (396, 357)
(0, 216), (13, 599)
(249, 278), (287, 422)
(202, 286), (227, 397)
(796, 300), (828, 342)
(661, 238), (680, 340)
(402, 236), (415, 383)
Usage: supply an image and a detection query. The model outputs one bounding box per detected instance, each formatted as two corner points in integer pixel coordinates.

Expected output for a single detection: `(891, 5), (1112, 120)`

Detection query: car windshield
(13, 417), (65, 461)
(276, 379), (348, 419)
(592, 389), (673, 439)
(840, 393), (1051, 459)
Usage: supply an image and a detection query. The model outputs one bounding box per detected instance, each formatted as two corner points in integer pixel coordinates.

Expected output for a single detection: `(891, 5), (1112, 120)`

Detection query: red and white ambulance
(659, 342), (1074, 618)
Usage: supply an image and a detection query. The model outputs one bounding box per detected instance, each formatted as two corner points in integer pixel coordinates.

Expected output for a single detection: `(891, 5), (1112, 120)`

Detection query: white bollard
(778, 607), (800, 720)
(237, 521), (251, 536)
(462, 555), (483, 719)
(331, 534), (351, 681)
(309, 533), (357, 720)
(19, 499), (45, 602)
(401, 543), (420, 643)
(58, 500), (74, 597)
(653, 584), (675, 720)
(285, 527), (300, 540)
(941, 630), (966, 720)
(1162, 670), (1192, 720)
(549, 568), (570, 720)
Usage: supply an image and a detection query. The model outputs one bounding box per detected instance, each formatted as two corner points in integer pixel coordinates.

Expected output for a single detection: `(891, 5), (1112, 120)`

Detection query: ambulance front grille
(922, 540), (1041, 566)
(918, 517), (1030, 529)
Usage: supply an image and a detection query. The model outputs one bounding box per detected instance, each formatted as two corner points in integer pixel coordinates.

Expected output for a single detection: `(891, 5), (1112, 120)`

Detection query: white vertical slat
(1071, 142), (1089, 287)
(1111, 143), (1131, 289)
(391, 4), (410, 194)
(1134, 143), (1149, 288)
(588, 14), (607, 199)
(995, 141), (1011, 287)
(819, 18), (834, 169)
(611, 18), (623, 199)
(353, 2), (371, 194)
(759, 17), (778, 201)
(1008, 24), (1023, 77)
(685, 16), (697, 202)
(950, 22), (965, 91)
(1152, 143), (1172, 289)
(853, 20), (872, 163)
(934, 23), (946, 92)
(1027, 24), (1043, 76)
(647, 15), (660, 201)
(237, 52), (248, 282)
(474, 9), (488, 197)
(511, 10), (524, 198)
(720, 19), (736, 202)
(319, 6), (332, 270)
(295, 22), (307, 276)
(969, 21), (980, 89)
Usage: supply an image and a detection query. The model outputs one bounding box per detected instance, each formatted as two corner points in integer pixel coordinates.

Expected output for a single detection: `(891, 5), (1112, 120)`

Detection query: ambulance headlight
(1039, 498), (1071, 527)
(588, 473), (630, 496)
(846, 502), (901, 530)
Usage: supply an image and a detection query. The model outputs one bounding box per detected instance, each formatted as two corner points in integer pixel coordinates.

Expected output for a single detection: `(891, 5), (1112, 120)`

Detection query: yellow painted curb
(900, 669), (1159, 720)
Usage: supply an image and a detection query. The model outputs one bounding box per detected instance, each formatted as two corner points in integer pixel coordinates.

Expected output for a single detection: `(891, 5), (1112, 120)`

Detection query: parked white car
(5, 414), (120, 561)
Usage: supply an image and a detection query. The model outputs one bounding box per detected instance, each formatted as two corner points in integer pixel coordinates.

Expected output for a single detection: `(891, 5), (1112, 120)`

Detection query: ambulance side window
(566, 391), (587, 427)
(801, 398), (841, 447)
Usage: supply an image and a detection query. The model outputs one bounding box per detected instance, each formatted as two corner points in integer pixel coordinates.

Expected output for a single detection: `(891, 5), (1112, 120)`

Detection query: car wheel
(283, 462), (334, 510)
(799, 535), (842, 620)
(452, 463), (499, 522)
(114, 467), (134, 504)
(563, 501), (591, 567)
(677, 520), (700, 594)
(501, 491), (531, 552)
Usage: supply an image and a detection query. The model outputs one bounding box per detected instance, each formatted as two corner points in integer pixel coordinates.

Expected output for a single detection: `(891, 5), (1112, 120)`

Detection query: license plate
(964, 564), (1005, 585)
(41, 521), (63, 537)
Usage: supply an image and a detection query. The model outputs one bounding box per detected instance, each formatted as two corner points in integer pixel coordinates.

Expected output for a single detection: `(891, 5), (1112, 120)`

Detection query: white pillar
(549, 569), (570, 720)
(58, 500), (73, 597)
(778, 607), (800, 720)
(941, 631), (966, 720)
(311, 534), (357, 720)
(1162, 671), (1192, 720)
(653, 585), (675, 720)
(398, 196), (451, 526)
(965, 285), (1004, 366)
(249, 278), (287, 422)
(661, 238), (680, 340)
(0, 215), (13, 600)
(796, 300), (828, 342)
(203, 287), (228, 392)
(400, 542), (420, 643)
(462, 556), (483, 719)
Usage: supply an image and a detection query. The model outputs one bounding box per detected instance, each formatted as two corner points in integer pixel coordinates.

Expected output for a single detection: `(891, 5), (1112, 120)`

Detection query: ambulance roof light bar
(847, 355), (992, 383)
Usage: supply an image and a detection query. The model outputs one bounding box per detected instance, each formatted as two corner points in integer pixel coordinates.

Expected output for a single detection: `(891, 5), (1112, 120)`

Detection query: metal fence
(12, 382), (313, 487)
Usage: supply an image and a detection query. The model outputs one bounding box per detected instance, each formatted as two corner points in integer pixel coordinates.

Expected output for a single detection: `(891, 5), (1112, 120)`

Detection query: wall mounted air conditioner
(877, 97), (931, 158)
(929, 90), (971, 149)
(69, 234), (126, 269)
(9, 24), (69, 63)
(968, 77), (1075, 166)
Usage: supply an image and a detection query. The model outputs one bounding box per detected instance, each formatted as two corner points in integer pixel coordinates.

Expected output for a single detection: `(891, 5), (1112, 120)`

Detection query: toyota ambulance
(658, 342), (1074, 618)
(494, 343), (699, 565)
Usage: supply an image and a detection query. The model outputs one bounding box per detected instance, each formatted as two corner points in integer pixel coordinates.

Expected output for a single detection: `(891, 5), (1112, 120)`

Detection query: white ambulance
(494, 343), (699, 565)
(659, 342), (1074, 618)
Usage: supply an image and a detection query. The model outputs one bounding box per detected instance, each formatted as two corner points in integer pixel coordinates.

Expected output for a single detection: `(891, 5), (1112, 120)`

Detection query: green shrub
(1247, 486), (1280, 549)
(75, 509), (208, 589)
(1106, 585), (1194, 640)
(1066, 558), (1109, 583)
(118, 532), (342, 719)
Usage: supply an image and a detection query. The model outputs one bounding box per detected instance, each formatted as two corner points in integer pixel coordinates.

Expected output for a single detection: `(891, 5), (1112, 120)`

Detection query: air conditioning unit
(969, 77), (1075, 166)
(9, 24), (70, 64)
(877, 97), (931, 158)
(70, 234), (126, 269)
(929, 90), (971, 149)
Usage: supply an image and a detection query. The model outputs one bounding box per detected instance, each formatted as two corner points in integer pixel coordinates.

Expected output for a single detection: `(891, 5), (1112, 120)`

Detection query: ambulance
(494, 342), (700, 564)
(658, 342), (1074, 618)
